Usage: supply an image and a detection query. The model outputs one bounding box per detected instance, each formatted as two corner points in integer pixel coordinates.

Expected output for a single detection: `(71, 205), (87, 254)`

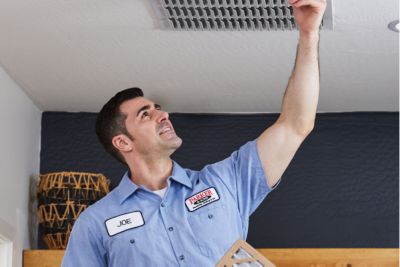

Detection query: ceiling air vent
(150, 0), (333, 31)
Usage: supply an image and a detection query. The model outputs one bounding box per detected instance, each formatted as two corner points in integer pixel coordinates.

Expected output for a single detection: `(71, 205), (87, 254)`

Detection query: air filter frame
(150, 0), (333, 31)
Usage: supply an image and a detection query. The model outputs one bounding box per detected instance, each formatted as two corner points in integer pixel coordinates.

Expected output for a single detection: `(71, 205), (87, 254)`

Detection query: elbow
(278, 115), (315, 136)
(300, 122), (315, 136)
(295, 121), (315, 136)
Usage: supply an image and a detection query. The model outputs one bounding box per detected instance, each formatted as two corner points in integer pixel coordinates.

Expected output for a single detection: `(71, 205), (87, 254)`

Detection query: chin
(172, 136), (183, 149)
(168, 136), (183, 153)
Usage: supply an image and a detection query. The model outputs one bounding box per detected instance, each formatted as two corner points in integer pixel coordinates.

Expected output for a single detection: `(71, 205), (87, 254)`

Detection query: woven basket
(37, 172), (110, 249)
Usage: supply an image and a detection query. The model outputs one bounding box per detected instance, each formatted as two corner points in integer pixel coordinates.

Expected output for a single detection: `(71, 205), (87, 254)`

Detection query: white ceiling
(0, 0), (398, 113)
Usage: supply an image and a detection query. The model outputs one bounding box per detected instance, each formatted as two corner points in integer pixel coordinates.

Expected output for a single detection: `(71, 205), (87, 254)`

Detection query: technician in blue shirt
(62, 1), (325, 265)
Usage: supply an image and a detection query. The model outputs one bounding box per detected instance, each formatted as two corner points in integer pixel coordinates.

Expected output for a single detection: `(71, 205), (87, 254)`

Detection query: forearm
(278, 32), (320, 134)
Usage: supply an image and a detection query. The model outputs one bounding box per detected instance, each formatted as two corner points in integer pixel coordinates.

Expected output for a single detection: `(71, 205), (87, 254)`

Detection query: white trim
(0, 218), (15, 267)
(0, 234), (13, 267)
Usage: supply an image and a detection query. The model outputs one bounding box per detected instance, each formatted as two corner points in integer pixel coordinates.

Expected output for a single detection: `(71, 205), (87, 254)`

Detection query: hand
(288, 0), (327, 36)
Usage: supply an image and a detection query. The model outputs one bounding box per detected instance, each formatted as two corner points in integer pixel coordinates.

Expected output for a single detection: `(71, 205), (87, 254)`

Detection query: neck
(127, 156), (173, 191)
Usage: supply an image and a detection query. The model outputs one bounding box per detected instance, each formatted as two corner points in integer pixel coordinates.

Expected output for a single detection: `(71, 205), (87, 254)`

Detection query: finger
(290, 0), (326, 8)
(288, 0), (301, 5)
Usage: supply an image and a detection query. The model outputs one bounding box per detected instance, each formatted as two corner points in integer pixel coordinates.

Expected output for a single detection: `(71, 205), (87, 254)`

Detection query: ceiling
(0, 0), (398, 113)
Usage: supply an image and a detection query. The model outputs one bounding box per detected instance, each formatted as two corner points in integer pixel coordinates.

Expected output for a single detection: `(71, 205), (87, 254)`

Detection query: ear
(112, 134), (133, 153)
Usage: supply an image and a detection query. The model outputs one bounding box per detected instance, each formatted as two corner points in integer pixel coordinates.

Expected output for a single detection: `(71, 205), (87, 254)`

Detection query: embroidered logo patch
(105, 211), (145, 237)
(185, 187), (220, 212)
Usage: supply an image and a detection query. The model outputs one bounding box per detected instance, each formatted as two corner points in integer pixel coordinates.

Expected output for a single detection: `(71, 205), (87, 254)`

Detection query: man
(62, 0), (326, 265)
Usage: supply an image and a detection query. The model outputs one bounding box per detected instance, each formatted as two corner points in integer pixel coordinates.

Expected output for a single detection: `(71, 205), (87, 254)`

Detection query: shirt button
(161, 203), (165, 207)
(130, 239), (135, 244)
(208, 214), (213, 219)
(168, 227), (174, 231)
(179, 255), (185, 261)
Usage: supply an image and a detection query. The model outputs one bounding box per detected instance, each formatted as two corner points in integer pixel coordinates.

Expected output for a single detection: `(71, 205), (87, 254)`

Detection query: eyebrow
(136, 103), (161, 117)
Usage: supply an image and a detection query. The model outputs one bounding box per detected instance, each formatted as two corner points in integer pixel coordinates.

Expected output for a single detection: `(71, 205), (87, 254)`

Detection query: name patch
(105, 211), (144, 236)
(185, 187), (220, 212)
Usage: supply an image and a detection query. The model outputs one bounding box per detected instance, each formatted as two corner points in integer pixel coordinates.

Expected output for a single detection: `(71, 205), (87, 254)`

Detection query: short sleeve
(62, 212), (107, 267)
(204, 139), (279, 221)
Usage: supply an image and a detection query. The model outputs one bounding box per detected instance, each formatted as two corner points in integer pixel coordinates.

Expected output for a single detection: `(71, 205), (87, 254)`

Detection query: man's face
(118, 97), (182, 157)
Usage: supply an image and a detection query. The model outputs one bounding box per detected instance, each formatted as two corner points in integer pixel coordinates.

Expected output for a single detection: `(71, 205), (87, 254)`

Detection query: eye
(141, 111), (149, 119)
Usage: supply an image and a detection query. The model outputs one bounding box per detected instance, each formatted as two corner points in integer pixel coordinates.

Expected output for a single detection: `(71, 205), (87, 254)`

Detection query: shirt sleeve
(204, 138), (280, 221)
(62, 211), (107, 267)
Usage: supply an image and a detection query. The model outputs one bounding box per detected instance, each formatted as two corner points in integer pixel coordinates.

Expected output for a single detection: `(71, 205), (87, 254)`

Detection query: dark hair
(96, 87), (144, 164)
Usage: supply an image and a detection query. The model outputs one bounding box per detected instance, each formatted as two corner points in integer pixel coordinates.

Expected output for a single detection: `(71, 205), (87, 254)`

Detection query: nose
(156, 110), (169, 123)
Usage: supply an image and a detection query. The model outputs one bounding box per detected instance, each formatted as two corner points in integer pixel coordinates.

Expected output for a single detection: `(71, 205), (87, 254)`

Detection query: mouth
(159, 124), (175, 136)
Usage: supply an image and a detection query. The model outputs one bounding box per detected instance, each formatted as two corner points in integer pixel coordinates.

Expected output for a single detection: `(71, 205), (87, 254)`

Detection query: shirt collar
(116, 171), (139, 205)
(117, 161), (192, 205)
(169, 161), (193, 189)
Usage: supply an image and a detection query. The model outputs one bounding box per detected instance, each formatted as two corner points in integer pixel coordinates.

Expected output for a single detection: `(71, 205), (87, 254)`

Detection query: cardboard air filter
(216, 239), (275, 267)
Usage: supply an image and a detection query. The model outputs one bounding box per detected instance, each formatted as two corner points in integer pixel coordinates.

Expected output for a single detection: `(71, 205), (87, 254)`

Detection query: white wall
(0, 66), (41, 267)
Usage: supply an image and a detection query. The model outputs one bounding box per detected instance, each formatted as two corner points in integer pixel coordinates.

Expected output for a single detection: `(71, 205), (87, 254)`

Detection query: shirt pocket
(107, 227), (162, 266)
(187, 202), (239, 258)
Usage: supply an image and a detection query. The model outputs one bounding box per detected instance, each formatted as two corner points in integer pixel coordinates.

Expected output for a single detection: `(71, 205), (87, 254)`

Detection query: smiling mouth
(159, 126), (174, 135)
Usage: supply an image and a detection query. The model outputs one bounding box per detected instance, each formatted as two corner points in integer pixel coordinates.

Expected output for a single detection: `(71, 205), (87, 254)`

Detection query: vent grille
(150, 0), (332, 31)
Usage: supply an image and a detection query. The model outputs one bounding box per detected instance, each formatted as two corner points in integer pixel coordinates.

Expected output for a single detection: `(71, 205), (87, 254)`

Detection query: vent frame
(150, 0), (333, 31)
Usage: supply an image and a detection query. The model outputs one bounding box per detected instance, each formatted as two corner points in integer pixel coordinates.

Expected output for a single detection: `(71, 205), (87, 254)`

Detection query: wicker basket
(37, 172), (110, 249)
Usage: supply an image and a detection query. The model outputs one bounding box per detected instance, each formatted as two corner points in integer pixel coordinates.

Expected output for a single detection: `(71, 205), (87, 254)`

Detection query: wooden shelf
(260, 248), (400, 267)
(23, 250), (64, 267)
(23, 248), (399, 267)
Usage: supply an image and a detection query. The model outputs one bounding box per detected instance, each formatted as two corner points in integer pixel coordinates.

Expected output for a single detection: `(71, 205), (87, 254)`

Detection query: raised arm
(257, 0), (327, 189)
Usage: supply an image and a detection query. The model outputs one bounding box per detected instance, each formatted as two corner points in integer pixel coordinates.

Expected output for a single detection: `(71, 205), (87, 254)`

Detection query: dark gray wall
(39, 112), (399, 249)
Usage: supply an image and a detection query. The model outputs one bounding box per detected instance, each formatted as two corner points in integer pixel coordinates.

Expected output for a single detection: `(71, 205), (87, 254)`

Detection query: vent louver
(150, 0), (333, 31)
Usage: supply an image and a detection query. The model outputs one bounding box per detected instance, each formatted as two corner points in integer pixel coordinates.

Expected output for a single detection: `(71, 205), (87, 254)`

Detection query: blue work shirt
(62, 139), (279, 266)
